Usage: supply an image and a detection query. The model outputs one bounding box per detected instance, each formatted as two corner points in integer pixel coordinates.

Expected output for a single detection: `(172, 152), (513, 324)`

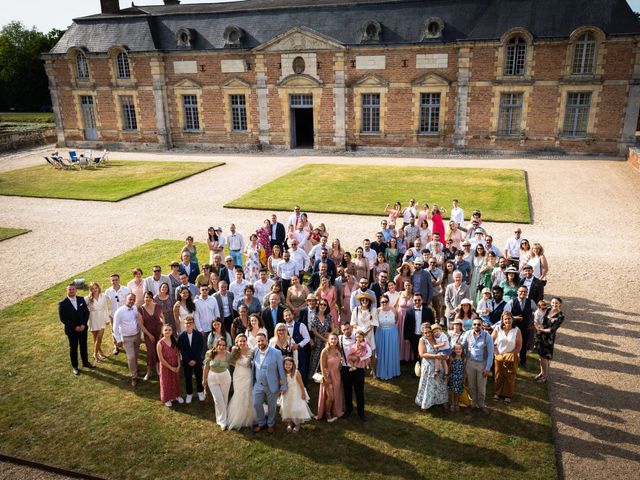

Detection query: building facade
(44, 0), (640, 154)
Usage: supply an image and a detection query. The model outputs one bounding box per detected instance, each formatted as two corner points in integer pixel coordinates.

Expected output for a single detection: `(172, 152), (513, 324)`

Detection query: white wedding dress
(226, 353), (256, 430)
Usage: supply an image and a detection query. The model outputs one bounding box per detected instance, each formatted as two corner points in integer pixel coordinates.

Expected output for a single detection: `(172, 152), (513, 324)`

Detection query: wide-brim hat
(451, 318), (464, 325)
(355, 292), (375, 303)
(462, 240), (471, 246)
(306, 293), (317, 301)
(505, 266), (519, 274)
(460, 298), (474, 306)
(481, 287), (491, 294)
(522, 264), (533, 270)
(399, 262), (415, 274)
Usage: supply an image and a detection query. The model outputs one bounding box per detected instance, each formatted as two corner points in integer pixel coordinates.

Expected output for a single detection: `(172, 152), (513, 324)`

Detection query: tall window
(361, 93), (380, 133)
(419, 92), (441, 134)
(504, 36), (526, 76)
(230, 94), (247, 131)
(116, 52), (131, 79)
(76, 52), (89, 80)
(497, 92), (523, 136)
(183, 95), (200, 131)
(563, 92), (591, 138)
(120, 96), (137, 131)
(572, 33), (596, 75)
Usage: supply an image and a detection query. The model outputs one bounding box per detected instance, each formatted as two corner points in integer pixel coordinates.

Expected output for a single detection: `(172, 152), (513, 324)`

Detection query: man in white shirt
(213, 281), (234, 332)
(112, 293), (142, 386)
(289, 240), (310, 281)
(450, 199), (464, 226)
(143, 265), (170, 296)
(287, 205), (302, 228)
(174, 272), (199, 299)
(194, 286), (220, 352)
(276, 250), (299, 293)
(504, 227), (523, 267)
(402, 198), (417, 226)
(404, 216), (419, 246)
(282, 308), (311, 385)
(485, 235), (503, 258)
(470, 228), (487, 250)
(104, 273), (130, 355)
(339, 322), (371, 422)
(226, 224), (245, 268)
(309, 234), (329, 265)
(362, 239), (377, 281)
(253, 268), (275, 302)
(229, 268), (250, 311)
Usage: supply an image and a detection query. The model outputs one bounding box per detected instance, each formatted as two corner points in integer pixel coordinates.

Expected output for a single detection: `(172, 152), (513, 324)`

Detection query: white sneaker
(176, 396), (184, 404)
(198, 391), (205, 401)
(165, 401), (172, 407)
(185, 394), (193, 404)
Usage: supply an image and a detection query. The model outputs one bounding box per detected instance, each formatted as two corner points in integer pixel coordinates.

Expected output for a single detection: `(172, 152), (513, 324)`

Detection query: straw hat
(399, 262), (415, 274)
(355, 292), (375, 303)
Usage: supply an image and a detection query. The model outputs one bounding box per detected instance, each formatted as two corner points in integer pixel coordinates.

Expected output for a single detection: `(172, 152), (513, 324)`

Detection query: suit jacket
(403, 305), (435, 338)
(262, 305), (285, 338)
(413, 270), (434, 305)
(307, 272), (322, 292)
(143, 275), (170, 296)
(252, 346), (287, 394)
(312, 258), (337, 282)
(370, 282), (388, 304)
(213, 291), (234, 318)
(58, 296), (90, 335)
(519, 277), (544, 303)
(298, 306), (315, 328)
(177, 330), (205, 365)
(271, 222), (286, 247)
(217, 266), (230, 285)
(444, 283), (470, 313)
(179, 262), (200, 284)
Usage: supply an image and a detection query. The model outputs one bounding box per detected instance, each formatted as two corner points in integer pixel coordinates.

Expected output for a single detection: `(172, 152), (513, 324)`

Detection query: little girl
(431, 324), (450, 377)
(448, 343), (466, 412)
(476, 288), (494, 326)
(534, 299), (549, 330)
(280, 357), (313, 433)
(347, 330), (371, 372)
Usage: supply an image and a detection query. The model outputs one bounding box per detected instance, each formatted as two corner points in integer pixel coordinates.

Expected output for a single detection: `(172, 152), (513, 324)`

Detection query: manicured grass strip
(0, 239), (554, 479)
(0, 112), (54, 124)
(0, 161), (223, 202)
(227, 164), (531, 223)
(0, 227), (30, 241)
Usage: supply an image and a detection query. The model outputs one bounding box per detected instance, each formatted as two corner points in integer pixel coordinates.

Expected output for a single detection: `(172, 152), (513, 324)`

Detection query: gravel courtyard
(0, 146), (638, 479)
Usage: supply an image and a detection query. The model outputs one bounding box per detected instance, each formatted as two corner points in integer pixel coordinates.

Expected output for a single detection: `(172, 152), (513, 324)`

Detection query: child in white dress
(431, 324), (451, 377)
(280, 357), (313, 433)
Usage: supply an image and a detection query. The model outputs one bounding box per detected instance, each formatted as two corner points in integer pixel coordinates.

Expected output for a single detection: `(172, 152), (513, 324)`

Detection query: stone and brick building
(44, 0), (640, 154)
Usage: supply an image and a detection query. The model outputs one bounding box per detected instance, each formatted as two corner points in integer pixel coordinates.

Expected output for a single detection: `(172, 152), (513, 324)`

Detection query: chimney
(100, 0), (120, 14)
(164, 0), (181, 5)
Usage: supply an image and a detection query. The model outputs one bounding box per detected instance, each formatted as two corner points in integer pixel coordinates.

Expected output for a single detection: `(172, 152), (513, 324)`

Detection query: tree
(0, 21), (65, 111)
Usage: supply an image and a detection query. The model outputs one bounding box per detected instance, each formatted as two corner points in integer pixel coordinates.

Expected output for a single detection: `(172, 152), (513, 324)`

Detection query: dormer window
(361, 20), (381, 43)
(76, 52), (89, 80)
(504, 36), (526, 76)
(421, 17), (444, 40)
(224, 25), (244, 47)
(116, 51), (130, 79)
(176, 28), (194, 48)
(572, 33), (597, 75)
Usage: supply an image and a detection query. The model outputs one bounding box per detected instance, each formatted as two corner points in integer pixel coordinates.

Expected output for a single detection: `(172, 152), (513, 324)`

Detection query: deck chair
(52, 152), (75, 169)
(83, 149), (93, 160)
(69, 151), (79, 163)
(44, 156), (61, 169)
(93, 149), (109, 166)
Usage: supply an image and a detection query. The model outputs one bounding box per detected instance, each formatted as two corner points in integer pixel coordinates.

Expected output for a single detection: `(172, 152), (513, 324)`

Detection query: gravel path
(0, 147), (638, 479)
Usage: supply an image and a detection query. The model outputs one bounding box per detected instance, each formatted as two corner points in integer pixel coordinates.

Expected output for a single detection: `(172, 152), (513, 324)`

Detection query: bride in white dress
(226, 334), (256, 430)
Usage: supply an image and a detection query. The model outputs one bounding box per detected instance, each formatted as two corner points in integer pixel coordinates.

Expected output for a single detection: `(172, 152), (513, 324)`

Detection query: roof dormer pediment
(253, 26), (344, 52)
(411, 72), (451, 87)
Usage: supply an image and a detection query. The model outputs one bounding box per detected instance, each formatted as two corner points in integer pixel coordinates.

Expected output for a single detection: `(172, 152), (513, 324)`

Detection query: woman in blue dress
(374, 294), (400, 380)
(415, 323), (449, 411)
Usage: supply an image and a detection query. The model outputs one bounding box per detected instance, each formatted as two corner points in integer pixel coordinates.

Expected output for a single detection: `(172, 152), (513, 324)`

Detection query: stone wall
(0, 128), (56, 152)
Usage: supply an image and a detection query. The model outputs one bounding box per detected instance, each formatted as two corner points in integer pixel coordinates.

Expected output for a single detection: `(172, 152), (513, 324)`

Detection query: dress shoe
(339, 412), (351, 420)
(267, 426), (275, 434)
(253, 425), (263, 433)
(359, 414), (368, 423)
(72, 368), (79, 376)
(480, 407), (491, 415)
(83, 363), (96, 369)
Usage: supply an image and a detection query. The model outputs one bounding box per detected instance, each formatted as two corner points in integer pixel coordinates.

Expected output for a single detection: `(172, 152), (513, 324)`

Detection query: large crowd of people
(58, 199), (564, 432)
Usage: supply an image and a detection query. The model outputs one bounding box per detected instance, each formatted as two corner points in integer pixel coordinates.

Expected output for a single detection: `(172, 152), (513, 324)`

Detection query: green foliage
(0, 239), (556, 480)
(0, 160), (223, 201)
(0, 21), (64, 111)
(0, 112), (54, 123)
(227, 164), (531, 223)
(0, 227), (29, 241)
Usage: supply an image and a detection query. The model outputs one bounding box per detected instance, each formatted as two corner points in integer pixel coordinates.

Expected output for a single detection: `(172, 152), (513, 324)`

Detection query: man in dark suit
(403, 293), (435, 362)
(519, 264), (544, 303)
(270, 214), (286, 249)
(307, 262), (329, 293)
(178, 251), (200, 284)
(370, 271), (389, 304)
(213, 280), (234, 332)
(411, 259), (434, 306)
(312, 248), (336, 283)
(298, 294), (317, 328)
(261, 293), (285, 338)
(177, 317), (205, 403)
(58, 283), (94, 375)
(370, 232), (388, 255)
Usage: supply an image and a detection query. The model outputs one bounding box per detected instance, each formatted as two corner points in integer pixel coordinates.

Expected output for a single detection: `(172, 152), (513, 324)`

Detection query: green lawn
(0, 227), (30, 241)
(0, 161), (223, 201)
(0, 239), (555, 479)
(0, 112), (54, 123)
(226, 164), (531, 223)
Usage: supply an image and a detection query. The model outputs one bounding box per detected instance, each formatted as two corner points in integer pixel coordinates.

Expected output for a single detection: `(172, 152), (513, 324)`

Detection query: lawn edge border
(0, 453), (106, 480)
(0, 228), (31, 242)
(0, 162), (225, 203)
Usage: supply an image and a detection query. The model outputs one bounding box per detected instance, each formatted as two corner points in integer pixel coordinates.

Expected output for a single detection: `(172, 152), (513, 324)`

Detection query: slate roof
(49, 0), (640, 54)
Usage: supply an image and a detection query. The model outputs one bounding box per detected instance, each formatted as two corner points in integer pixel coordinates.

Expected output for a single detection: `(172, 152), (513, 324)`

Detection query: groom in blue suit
(252, 333), (287, 433)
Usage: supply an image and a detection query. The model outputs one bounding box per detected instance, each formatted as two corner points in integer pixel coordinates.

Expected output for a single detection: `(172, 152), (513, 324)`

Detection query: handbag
(312, 360), (324, 384)
(459, 387), (472, 407)
(414, 361), (421, 377)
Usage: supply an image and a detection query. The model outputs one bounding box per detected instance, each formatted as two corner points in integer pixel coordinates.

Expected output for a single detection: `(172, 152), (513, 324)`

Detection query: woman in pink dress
(139, 291), (164, 381)
(394, 280), (415, 362)
(317, 275), (338, 328)
(431, 204), (447, 245)
(315, 333), (344, 422)
(157, 324), (182, 407)
(340, 269), (356, 324)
